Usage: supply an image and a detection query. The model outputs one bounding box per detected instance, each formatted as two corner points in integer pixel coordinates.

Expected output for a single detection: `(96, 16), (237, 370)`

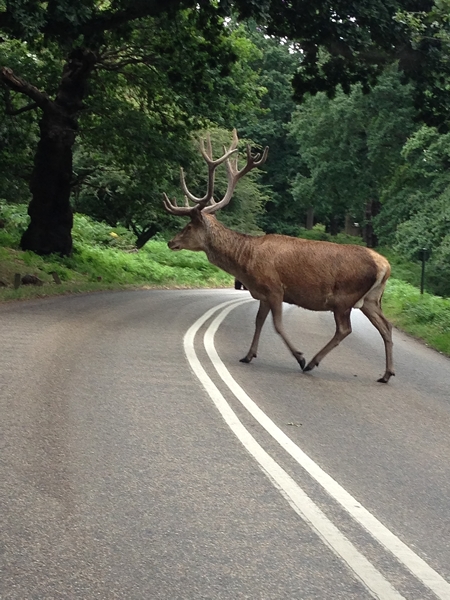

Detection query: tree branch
(0, 67), (53, 111)
(3, 88), (39, 115)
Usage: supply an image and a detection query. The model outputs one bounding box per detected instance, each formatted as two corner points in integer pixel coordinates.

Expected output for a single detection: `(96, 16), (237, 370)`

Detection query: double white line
(184, 298), (450, 600)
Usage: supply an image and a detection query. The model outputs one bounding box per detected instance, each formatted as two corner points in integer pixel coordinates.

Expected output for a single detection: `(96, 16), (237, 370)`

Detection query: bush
(0, 202), (29, 247)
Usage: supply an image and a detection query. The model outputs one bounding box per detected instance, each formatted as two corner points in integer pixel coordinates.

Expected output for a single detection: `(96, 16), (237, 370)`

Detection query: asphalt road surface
(1, 288), (450, 600)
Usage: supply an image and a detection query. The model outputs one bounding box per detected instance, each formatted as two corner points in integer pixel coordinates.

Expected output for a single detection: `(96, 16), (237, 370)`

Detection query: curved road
(1, 289), (450, 599)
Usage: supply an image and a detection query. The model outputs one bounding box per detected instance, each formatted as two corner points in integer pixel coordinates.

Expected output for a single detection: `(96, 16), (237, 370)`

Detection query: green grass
(383, 278), (450, 356)
(0, 203), (233, 301)
(0, 242), (233, 302)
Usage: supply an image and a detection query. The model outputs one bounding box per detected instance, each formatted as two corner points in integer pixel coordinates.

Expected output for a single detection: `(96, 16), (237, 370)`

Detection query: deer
(163, 130), (394, 383)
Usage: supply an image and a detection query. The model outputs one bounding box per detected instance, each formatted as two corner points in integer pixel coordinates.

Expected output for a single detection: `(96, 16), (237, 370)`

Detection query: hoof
(303, 360), (318, 372)
(240, 353), (256, 364)
(293, 352), (305, 370)
(377, 371), (395, 384)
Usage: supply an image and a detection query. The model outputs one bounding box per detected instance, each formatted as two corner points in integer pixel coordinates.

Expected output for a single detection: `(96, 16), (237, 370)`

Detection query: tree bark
(21, 110), (76, 255)
(0, 1), (202, 256)
(132, 223), (161, 249)
(327, 216), (340, 236)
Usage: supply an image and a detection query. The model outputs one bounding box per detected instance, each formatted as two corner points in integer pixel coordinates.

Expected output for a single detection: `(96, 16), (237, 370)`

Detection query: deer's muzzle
(168, 239), (180, 251)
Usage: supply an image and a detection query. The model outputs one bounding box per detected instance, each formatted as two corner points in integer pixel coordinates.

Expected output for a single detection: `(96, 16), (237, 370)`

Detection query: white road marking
(184, 299), (405, 600)
(200, 298), (450, 600)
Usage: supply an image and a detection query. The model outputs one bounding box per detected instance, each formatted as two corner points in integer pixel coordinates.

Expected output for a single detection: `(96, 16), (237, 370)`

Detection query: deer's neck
(203, 217), (255, 278)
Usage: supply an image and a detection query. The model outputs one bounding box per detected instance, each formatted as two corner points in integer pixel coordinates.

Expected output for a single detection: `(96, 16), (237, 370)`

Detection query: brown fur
(168, 211), (394, 383)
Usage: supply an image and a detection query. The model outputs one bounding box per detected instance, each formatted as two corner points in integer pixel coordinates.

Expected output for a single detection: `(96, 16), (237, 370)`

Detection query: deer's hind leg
(303, 307), (352, 372)
(269, 298), (306, 369)
(360, 297), (394, 383)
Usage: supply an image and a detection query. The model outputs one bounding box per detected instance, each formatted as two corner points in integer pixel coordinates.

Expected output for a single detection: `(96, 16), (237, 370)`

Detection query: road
(1, 288), (450, 600)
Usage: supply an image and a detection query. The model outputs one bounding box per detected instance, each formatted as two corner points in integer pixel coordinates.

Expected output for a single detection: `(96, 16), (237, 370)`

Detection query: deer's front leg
(269, 299), (306, 370)
(240, 300), (270, 363)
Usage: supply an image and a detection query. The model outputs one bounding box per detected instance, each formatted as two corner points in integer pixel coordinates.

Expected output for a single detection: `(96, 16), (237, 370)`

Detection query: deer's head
(167, 208), (209, 252)
(163, 130), (268, 252)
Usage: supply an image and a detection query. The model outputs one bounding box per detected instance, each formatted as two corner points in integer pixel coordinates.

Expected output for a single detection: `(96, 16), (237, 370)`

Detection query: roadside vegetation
(0, 206), (233, 301)
(1, 205), (449, 358)
(383, 280), (450, 356)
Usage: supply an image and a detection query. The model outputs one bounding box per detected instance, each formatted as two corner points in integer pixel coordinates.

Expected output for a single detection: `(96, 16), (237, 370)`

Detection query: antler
(163, 129), (269, 216)
(180, 129), (239, 205)
(202, 142), (269, 214)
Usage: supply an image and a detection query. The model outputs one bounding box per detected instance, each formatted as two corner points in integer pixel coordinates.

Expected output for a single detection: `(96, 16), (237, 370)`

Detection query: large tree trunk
(10, 49), (96, 255)
(21, 110), (76, 255)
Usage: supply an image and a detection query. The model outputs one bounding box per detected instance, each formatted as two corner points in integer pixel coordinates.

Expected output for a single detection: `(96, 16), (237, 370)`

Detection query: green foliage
(72, 214), (136, 249)
(289, 67), (416, 234)
(377, 125), (450, 296)
(394, 0), (450, 129)
(377, 247), (423, 288)
(377, 125), (450, 243)
(0, 46), (37, 203)
(0, 204), (233, 295)
(67, 18), (265, 238)
(1, 2), (266, 254)
(0, 201), (29, 246)
(234, 21), (301, 234)
(0, 201), (137, 250)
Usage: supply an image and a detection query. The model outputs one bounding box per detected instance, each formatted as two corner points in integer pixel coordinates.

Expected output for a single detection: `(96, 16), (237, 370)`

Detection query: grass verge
(0, 242), (233, 302)
(383, 279), (450, 356)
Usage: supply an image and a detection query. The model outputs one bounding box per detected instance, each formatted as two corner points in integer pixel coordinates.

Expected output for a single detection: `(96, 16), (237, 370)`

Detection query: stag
(163, 130), (394, 383)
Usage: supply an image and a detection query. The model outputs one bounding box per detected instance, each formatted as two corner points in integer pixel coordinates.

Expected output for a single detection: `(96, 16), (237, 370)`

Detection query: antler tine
(203, 141), (269, 214)
(200, 133), (213, 160)
(181, 130), (239, 205)
(199, 131), (238, 167)
(163, 192), (197, 216)
(238, 144), (270, 176)
(180, 166), (213, 205)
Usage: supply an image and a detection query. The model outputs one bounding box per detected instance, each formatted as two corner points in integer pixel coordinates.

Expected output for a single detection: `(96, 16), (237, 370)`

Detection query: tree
(394, 0), (450, 130)
(233, 21), (301, 235)
(257, 0), (450, 129)
(2, 0), (448, 254)
(375, 124), (450, 294)
(0, 1), (239, 255)
(70, 20), (264, 245)
(289, 67), (416, 241)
